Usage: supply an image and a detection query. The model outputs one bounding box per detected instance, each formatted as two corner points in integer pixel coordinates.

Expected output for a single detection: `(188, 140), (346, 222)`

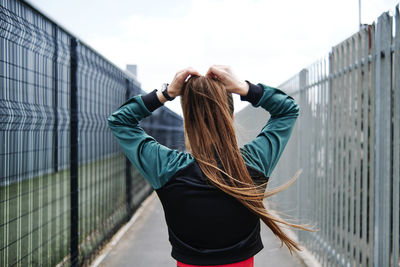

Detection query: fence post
(392, 5), (400, 266)
(298, 69), (308, 242)
(125, 79), (133, 216)
(374, 12), (392, 267)
(70, 37), (79, 267)
(52, 23), (59, 173)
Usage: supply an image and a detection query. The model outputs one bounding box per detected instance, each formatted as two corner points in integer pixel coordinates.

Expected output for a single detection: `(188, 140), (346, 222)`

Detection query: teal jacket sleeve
(240, 82), (300, 178)
(107, 90), (194, 189)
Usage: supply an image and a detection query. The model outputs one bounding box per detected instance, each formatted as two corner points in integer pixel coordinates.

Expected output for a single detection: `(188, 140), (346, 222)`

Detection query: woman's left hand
(168, 67), (201, 98)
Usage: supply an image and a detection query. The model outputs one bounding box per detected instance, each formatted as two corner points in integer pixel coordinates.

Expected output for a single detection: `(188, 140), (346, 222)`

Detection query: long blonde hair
(181, 76), (312, 253)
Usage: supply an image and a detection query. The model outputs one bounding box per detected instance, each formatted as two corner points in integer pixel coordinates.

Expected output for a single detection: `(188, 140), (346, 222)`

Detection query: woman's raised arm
(239, 83), (300, 178)
(107, 67), (200, 189)
(205, 64), (299, 179)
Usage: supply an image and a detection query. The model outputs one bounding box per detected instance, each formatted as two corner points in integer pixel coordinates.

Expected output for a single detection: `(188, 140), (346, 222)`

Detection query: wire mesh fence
(236, 5), (400, 267)
(0, 0), (185, 266)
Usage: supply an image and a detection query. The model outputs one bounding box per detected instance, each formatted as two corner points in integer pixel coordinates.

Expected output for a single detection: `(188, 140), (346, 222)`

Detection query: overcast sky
(29, 0), (399, 114)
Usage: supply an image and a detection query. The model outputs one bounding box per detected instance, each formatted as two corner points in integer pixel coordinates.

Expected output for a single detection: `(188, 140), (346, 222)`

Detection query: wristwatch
(161, 83), (175, 101)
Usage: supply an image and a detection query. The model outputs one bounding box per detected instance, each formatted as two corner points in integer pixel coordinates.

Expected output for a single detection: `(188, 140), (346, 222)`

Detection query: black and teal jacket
(107, 82), (299, 265)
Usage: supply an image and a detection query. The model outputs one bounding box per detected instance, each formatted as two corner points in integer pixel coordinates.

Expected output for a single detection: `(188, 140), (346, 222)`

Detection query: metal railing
(0, 0), (185, 266)
(236, 5), (399, 267)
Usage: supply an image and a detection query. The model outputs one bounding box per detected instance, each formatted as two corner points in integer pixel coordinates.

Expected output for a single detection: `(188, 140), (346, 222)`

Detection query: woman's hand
(157, 67), (201, 103)
(169, 67), (201, 97)
(205, 65), (249, 96)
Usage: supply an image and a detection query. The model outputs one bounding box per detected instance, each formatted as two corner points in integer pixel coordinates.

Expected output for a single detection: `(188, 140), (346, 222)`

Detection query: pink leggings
(177, 256), (254, 267)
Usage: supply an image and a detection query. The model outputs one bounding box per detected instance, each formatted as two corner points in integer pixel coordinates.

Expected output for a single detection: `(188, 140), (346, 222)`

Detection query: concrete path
(95, 192), (306, 267)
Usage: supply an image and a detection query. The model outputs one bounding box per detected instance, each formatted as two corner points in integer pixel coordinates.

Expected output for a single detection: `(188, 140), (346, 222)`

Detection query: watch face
(162, 83), (168, 91)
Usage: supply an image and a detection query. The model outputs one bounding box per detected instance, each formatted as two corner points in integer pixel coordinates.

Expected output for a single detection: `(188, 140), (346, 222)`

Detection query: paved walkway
(95, 193), (306, 267)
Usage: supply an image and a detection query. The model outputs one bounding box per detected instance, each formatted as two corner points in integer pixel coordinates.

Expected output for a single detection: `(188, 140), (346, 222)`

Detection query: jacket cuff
(240, 81), (264, 106)
(141, 89), (163, 112)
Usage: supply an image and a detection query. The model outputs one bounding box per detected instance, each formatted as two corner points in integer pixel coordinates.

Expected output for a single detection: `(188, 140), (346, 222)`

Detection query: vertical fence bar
(328, 51), (334, 266)
(52, 23), (59, 173)
(70, 37), (79, 267)
(318, 60), (324, 263)
(51, 22), (60, 264)
(341, 41), (347, 267)
(310, 64), (316, 254)
(392, 5), (400, 267)
(296, 75), (302, 236)
(298, 69), (308, 244)
(125, 79), (133, 215)
(374, 12), (392, 267)
(325, 57), (330, 267)
(347, 36), (358, 266)
(297, 71), (303, 244)
(332, 46), (338, 267)
(333, 45), (339, 266)
(340, 41), (345, 266)
(360, 28), (366, 267)
(361, 26), (369, 267)
(316, 61), (321, 263)
(338, 42), (345, 266)
(317, 59), (323, 265)
(369, 24), (376, 267)
(322, 58), (327, 267)
(355, 30), (362, 267)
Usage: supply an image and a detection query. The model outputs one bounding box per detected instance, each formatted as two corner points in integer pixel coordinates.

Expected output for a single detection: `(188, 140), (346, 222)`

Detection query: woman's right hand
(205, 65), (249, 96)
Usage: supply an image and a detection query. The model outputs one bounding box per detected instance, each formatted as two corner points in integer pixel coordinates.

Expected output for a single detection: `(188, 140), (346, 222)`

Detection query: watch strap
(162, 84), (175, 101)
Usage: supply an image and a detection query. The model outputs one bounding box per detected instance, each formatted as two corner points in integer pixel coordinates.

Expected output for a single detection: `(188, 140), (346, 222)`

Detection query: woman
(108, 65), (308, 267)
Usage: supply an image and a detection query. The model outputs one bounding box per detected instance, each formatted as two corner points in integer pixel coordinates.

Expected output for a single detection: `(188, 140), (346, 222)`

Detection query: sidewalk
(94, 192), (306, 267)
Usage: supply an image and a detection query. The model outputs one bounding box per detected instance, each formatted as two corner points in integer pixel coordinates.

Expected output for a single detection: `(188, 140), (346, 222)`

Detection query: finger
(205, 65), (220, 77)
(209, 73), (219, 80)
(205, 66), (224, 79)
(205, 68), (212, 78)
(178, 67), (200, 81)
(176, 67), (199, 77)
(185, 67), (201, 77)
(213, 65), (231, 74)
(205, 71), (218, 79)
(205, 66), (217, 78)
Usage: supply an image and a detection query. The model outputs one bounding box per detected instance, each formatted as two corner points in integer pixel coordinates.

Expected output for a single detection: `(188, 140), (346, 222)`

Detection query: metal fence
(0, 0), (185, 266)
(236, 5), (399, 267)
